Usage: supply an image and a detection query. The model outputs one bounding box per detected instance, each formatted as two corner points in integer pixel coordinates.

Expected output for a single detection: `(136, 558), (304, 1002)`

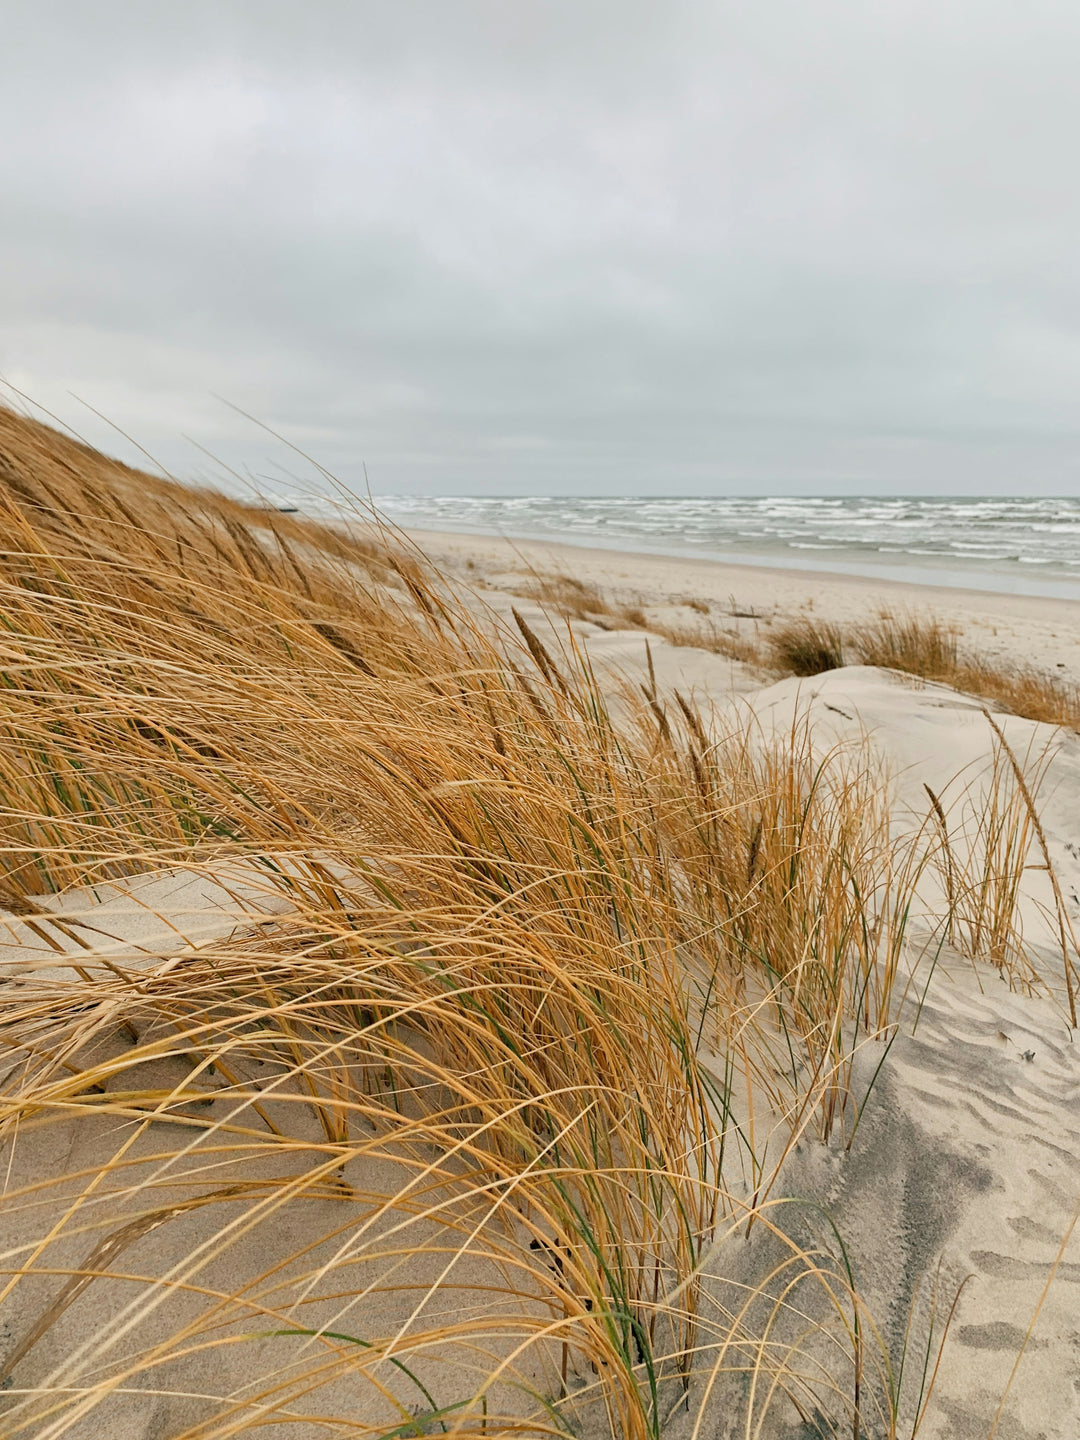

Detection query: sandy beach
(390, 530), (1080, 1436)
(407, 526), (1080, 680)
(5, 410), (1080, 1439)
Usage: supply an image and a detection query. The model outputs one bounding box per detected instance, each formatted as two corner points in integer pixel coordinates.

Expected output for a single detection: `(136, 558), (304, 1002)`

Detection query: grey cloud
(3, 0), (1080, 495)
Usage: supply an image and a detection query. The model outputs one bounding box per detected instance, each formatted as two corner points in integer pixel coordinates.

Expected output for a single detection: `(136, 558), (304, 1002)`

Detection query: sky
(4, 1), (1080, 498)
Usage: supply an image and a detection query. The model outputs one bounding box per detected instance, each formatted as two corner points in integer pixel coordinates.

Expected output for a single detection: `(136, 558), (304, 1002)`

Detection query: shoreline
(404, 525), (1080, 680)
(401, 523), (1080, 605)
(375, 515), (1080, 603)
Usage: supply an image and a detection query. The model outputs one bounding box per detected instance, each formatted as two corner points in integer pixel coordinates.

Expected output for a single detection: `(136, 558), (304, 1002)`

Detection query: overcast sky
(4, 2), (1080, 497)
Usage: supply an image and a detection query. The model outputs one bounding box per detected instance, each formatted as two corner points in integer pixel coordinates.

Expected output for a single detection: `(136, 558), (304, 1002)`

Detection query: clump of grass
(763, 608), (1080, 734)
(646, 614), (762, 666)
(951, 659), (1080, 731)
(925, 742), (1044, 986)
(856, 613), (959, 677)
(520, 571), (614, 623)
(639, 693), (928, 1150)
(862, 614), (1080, 733)
(768, 618), (847, 676)
(924, 718), (1080, 1020)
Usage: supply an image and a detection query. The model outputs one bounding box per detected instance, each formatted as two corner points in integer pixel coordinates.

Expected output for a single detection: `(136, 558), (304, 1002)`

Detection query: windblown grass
(642, 615), (761, 667)
(0, 407), (1058, 1437)
(950, 659), (1080, 731)
(519, 572), (615, 625)
(515, 570), (1077, 734)
(855, 614), (959, 677)
(924, 721), (1080, 1022)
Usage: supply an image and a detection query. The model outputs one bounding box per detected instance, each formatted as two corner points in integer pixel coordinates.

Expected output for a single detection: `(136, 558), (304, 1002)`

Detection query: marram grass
(0, 407), (1067, 1438)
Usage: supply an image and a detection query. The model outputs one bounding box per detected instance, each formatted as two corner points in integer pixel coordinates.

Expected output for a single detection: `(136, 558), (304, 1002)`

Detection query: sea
(296, 495), (1080, 602)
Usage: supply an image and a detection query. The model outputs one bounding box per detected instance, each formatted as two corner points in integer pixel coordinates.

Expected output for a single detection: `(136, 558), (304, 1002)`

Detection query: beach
(4, 408), (1080, 1438)
(407, 524), (1080, 679)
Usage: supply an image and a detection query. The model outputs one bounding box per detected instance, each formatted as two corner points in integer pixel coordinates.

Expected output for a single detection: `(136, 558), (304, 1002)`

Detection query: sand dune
(4, 410), (1080, 1437)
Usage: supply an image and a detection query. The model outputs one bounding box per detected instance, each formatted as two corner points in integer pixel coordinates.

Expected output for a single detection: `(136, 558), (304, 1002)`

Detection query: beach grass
(768, 619), (848, 677)
(520, 570), (761, 667)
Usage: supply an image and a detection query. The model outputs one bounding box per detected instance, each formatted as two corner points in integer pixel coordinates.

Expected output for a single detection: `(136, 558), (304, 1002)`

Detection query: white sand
(5, 538), (1080, 1437)
(729, 666), (1080, 1438)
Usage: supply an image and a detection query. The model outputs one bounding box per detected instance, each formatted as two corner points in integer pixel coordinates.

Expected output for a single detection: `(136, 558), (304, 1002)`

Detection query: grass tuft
(856, 613), (959, 677)
(768, 618), (847, 676)
(520, 570), (764, 668)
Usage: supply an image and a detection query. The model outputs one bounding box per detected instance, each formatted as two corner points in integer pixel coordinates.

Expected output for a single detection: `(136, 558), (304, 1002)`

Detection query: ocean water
(352, 495), (1080, 601)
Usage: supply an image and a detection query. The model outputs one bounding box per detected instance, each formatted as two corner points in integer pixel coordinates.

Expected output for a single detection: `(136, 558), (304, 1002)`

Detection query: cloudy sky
(4, 2), (1080, 497)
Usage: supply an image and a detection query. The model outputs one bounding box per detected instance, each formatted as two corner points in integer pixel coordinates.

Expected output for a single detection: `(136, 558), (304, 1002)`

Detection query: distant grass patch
(769, 618), (847, 676)
(519, 577), (1080, 732)
(761, 610), (1079, 732)
(521, 571), (614, 622)
(952, 658), (1080, 730)
(646, 613), (762, 665)
(857, 613), (959, 676)
(521, 570), (765, 667)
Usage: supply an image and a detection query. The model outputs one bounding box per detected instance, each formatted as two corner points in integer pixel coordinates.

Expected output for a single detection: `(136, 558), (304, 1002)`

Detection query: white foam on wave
(297, 493), (1080, 598)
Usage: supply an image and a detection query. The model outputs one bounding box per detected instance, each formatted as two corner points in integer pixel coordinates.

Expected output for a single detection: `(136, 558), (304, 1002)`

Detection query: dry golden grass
(950, 659), (1080, 730)
(519, 572), (763, 668)
(643, 615), (761, 667)
(514, 570), (1077, 735)
(764, 611), (1080, 732)
(768, 619), (847, 677)
(0, 408), (1061, 1437)
(517, 572), (615, 624)
(856, 614), (959, 677)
